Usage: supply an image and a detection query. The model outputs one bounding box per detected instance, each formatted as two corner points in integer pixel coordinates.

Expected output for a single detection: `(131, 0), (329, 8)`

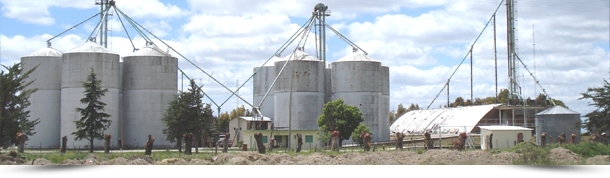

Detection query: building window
(305, 135), (313, 143)
(274, 135), (282, 143)
(262, 136), (268, 144)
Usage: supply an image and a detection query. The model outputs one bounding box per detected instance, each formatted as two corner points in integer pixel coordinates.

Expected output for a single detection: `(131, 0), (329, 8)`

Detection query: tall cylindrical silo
(331, 50), (383, 142)
(253, 55), (282, 120)
(21, 47), (62, 148)
(61, 41), (120, 149)
(379, 65), (390, 141)
(274, 49), (324, 130)
(325, 63), (332, 104)
(122, 45), (177, 148)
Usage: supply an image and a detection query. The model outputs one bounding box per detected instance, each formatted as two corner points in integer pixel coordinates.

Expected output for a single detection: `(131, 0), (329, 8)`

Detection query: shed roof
(535, 106), (579, 115)
(479, 126), (533, 131)
(390, 104), (501, 135)
(238, 116), (272, 122)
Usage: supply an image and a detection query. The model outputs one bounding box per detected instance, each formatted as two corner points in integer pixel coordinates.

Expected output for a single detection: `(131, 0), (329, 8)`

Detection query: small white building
(228, 116), (273, 142)
(479, 126), (533, 150)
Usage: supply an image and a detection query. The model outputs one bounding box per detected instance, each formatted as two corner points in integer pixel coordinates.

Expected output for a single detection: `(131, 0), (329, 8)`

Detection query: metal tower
(95, 0), (113, 48)
(506, 0), (518, 104)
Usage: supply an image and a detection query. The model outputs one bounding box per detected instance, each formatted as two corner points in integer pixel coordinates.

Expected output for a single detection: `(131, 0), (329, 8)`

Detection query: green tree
(217, 105), (252, 132)
(162, 79), (215, 151)
(407, 103), (420, 111)
(396, 103), (407, 118)
(579, 79), (610, 134)
(351, 124), (372, 146)
(449, 96), (466, 107)
(389, 110), (396, 125)
(317, 98), (364, 145)
(72, 68), (112, 153)
(0, 63), (40, 153)
(498, 88), (509, 104)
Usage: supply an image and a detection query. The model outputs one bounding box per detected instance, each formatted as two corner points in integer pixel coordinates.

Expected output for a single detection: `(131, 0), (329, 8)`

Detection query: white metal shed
(479, 126), (533, 150)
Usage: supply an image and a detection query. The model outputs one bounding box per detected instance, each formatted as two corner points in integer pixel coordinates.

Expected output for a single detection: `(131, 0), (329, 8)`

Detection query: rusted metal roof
(390, 104), (501, 135)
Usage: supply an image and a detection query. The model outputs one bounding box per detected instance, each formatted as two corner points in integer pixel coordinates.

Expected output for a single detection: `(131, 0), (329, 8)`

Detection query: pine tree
(0, 63), (40, 154)
(579, 79), (610, 134)
(72, 68), (112, 153)
(162, 79), (215, 152)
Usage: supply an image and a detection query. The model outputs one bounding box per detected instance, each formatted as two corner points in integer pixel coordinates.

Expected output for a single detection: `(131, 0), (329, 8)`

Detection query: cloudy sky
(1, 0), (609, 121)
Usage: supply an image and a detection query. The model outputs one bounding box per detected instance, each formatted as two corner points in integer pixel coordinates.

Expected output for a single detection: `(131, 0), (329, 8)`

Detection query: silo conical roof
(536, 106), (579, 115)
(280, 49), (318, 61)
(257, 55), (282, 67)
(335, 50), (378, 62)
(27, 47), (63, 57)
(68, 41), (114, 53)
(125, 45), (171, 57)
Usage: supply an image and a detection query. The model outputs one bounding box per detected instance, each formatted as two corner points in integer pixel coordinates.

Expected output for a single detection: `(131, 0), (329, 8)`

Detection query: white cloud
(0, 0), (186, 25)
(1, 0), (92, 25)
(113, 0), (187, 19)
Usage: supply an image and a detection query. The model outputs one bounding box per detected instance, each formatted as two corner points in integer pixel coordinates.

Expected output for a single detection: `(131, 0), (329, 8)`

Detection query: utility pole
(493, 14), (498, 103)
(470, 47), (473, 106)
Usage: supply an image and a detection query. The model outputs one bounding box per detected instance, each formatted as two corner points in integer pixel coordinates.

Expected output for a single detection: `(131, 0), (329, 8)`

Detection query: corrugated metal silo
(274, 49), (324, 130)
(253, 55), (282, 119)
(61, 41), (120, 149)
(122, 45), (177, 148)
(21, 47), (62, 148)
(380, 65), (390, 141)
(331, 50), (384, 142)
(535, 106), (581, 145)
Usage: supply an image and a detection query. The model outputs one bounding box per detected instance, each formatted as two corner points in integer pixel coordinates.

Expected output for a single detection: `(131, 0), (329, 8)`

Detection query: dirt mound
(61, 159), (84, 165)
(128, 155), (154, 164)
(548, 147), (584, 164)
(296, 153), (334, 165)
(238, 152), (266, 162)
(227, 157), (250, 165)
(129, 158), (151, 165)
(100, 157), (128, 165)
(187, 159), (211, 165)
(585, 155), (610, 165)
(0, 155), (25, 165)
(156, 158), (187, 165)
(32, 158), (54, 165)
(211, 154), (237, 163)
(493, 152), (519, 164)
(266, 153), (293, 165)
(83, 154), (100, 165)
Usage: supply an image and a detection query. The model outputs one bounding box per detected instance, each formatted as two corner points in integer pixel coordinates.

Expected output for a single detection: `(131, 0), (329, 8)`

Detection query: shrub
(508, 142), (552, 165)
(561, 142), (610, 159)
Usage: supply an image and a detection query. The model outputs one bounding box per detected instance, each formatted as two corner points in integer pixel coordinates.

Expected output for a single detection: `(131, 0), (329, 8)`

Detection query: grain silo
(274, 49), (324, 130)
(122, 45), (177, 148)
(331, 50), (387, 142)
(253, 55), (282, 119)
(21, 47), (62, 148)
(535, 106), (581, 145)
(61, 41), (120, 149)
(379, 65), (390, 141)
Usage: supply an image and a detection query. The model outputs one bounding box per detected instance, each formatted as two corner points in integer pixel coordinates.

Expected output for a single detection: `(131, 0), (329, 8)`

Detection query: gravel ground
(4, 147), (609, 165)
